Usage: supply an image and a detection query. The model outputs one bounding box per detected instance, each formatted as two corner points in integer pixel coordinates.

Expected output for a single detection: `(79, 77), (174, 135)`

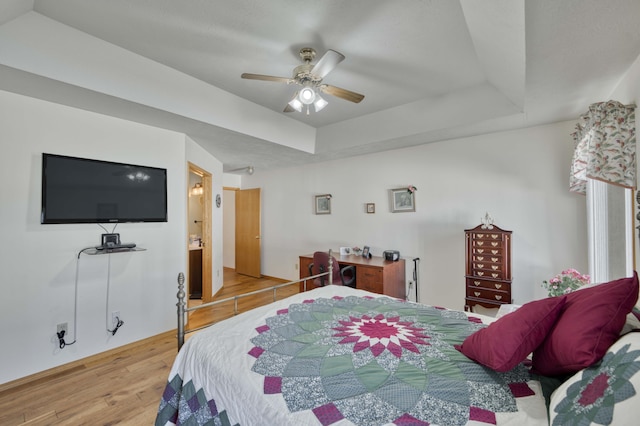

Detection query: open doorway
(187, 163), (212, 304)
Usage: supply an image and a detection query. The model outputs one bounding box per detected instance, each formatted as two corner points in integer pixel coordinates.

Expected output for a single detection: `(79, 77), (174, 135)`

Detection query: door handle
(255, 236), (260, 239)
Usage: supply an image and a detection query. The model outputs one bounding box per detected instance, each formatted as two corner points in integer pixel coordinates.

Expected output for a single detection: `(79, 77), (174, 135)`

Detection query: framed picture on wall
(390, 188), (415, 212)
(315, 194), (331, 215)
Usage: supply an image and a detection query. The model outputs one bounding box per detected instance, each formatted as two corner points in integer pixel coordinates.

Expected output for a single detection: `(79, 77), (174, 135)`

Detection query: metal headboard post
(177, 272), (186, 349)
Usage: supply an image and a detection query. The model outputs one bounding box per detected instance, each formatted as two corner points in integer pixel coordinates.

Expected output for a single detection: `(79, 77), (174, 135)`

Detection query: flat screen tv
(41, 153), (168, 224)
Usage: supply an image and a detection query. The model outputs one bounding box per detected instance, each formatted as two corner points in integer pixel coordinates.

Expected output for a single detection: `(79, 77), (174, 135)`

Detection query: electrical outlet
(112, 311), (120, 327)
(57, 322), (68, 335)
(295, 263), (298, 270)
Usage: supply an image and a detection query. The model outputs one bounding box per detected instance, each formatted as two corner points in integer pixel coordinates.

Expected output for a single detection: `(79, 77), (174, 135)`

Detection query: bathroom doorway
(187, 163), (212, 303)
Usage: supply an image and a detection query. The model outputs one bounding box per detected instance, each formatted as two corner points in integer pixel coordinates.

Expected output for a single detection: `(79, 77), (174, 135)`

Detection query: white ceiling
(1, 0), (639, 173)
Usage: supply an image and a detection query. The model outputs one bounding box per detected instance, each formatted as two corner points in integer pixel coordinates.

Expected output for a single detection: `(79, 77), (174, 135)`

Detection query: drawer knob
(474, 292), (481, 297)
(491, 234), (499, 239)
(491, 250), (498, 255)
(477, 263), (484, 268)
(477, 234), (484, 238)
(474, 281), (481, 286)
(491, 242), (498, 247)
(477, 272), (484, 276)
(491, 265), (499, 271)
(491, 257), (498, 262)
(495, 284), (502, 289)
(477, 249), (484, 253)
(477, 241), (484, 246)
(476, 256), (484, 261)
(495, 295), (502, 301)
(491, 273), (498, 278)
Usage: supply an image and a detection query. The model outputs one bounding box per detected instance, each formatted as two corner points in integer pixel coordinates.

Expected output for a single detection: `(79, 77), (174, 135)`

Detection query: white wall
(242, 121), (588, 309)
(222, 189), (236, 269)
(0, 90), (221, 385)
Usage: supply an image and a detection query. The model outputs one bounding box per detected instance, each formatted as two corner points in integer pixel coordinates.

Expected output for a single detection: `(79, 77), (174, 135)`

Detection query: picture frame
(362, 246), (370, 258)
(366, 203), (375, 214)
(315, 194), (331, 215)
(390, 188), (415, 213)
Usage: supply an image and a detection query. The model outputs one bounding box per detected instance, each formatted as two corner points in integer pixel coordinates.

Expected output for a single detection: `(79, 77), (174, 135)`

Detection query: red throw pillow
(532, 272), (639, 376)
(456, 296), (566, 372)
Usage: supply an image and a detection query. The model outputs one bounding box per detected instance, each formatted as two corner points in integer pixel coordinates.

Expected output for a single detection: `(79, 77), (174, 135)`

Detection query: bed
(156, 271), (640, 426)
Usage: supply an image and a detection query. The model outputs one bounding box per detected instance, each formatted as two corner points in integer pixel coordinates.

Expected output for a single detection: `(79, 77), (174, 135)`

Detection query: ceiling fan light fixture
(288, 95), (303, 112)
(313, 95), (328, 112)
(299, 86), (316, 105)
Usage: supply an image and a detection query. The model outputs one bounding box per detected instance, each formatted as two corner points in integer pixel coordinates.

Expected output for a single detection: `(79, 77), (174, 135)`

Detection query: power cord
(56, 329), (76, 349)
(108, 316), (124, 336)
(59, 224), (121, 349)
(54, 247), (87, 350)
(104, 253), (125, 336)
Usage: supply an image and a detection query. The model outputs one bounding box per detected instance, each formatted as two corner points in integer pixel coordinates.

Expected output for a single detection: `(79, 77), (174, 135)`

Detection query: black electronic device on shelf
(102, 233), (120, 246)
(95, 242), (137, 251)
(93, 233), (136, 251)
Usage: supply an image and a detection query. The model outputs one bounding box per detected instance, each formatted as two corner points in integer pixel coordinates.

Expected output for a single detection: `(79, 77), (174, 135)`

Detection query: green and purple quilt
(156, 286), (548, 425)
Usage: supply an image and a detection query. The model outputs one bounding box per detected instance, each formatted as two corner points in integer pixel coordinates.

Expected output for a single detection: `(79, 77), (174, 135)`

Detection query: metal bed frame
(176, 250), (336, 349)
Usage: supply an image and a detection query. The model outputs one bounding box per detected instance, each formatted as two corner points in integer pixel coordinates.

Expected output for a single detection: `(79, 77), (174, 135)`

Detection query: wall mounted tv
(41, 153), (168, 224)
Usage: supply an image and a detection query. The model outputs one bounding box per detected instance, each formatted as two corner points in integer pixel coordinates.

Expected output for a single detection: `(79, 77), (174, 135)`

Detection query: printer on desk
(383, 250), (400, 261)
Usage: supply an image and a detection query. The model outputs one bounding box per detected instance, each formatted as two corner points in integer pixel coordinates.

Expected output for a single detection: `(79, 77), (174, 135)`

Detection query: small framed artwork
(390, 188), (415, 213)
(366, 203), (375, 214)
(362, 246), (371, 258)
(315, 194), (331, 215)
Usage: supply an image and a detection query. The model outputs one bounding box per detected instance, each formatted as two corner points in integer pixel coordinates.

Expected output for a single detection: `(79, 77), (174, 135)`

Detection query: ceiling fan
(241, 47), (365, 114)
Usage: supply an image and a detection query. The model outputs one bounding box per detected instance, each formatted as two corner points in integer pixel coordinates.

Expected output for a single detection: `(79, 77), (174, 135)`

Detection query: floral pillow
(549, 331), (640, 425)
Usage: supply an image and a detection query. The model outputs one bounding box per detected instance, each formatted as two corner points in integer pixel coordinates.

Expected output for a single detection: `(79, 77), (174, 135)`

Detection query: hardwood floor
(0, 269), (296, 425)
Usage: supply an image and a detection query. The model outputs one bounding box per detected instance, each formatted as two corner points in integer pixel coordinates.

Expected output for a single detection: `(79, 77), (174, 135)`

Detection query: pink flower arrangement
(542, 268), (590, 297)
(407, 185), (417, 194)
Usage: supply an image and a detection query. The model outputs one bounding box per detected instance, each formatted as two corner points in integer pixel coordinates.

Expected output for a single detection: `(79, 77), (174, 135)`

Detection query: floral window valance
(570, 100), (636, 195)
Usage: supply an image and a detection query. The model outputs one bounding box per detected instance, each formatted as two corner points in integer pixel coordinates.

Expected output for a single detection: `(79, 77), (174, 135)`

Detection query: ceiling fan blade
(241, 73), (293, 83)
(283, 104), (295, 113)
(311, 50), (345, 78)
(321, 85), (365, 103)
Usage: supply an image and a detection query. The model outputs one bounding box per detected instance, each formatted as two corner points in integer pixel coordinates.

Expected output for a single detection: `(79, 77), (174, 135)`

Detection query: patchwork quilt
(156, 286), (548, 425)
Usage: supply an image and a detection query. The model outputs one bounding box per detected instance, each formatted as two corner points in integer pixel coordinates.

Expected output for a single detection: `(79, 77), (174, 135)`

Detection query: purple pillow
(457, 296), (566, 372)
(532, 272), (639, 376)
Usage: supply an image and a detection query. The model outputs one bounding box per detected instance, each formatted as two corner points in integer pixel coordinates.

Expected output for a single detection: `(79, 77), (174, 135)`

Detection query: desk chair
(308, 251), (356, 287)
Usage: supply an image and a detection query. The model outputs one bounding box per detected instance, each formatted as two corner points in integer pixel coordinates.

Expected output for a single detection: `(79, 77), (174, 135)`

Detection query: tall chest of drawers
(464, 224), (512, 311)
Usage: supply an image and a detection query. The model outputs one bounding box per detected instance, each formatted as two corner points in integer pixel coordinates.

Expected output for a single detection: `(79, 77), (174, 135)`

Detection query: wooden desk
(299, 253), (406, 298)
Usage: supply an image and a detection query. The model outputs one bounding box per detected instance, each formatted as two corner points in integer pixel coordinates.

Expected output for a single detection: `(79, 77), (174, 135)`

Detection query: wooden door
(200, 173), (213, 302)
(235, 188), (261, 277)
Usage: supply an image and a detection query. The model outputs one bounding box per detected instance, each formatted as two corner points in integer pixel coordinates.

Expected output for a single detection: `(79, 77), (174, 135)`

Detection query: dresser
(464, 224), (512, 311)
(299, 253), (405, 298)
